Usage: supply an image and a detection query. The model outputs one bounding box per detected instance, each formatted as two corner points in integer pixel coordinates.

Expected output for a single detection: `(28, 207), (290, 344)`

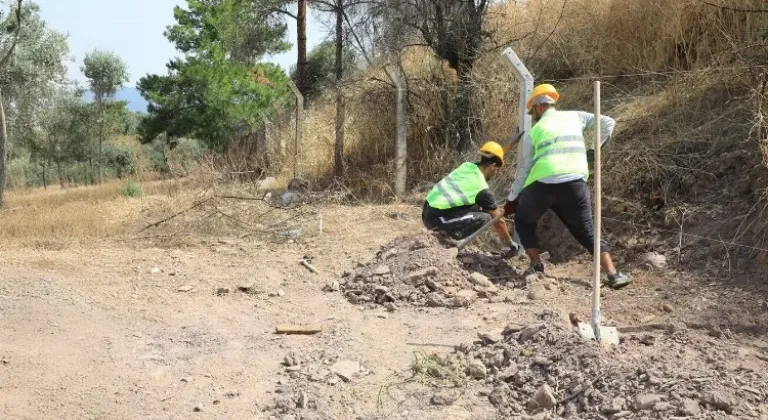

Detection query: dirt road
(1, 203), (767, 419)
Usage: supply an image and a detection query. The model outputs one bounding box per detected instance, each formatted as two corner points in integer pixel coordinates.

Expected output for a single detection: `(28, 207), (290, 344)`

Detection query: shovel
(577, 81), (619, 345)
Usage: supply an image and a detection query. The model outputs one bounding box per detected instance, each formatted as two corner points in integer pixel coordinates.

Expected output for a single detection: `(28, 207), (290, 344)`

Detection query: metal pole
(591, 81), (602, 342)
(384, 64), (407, 195)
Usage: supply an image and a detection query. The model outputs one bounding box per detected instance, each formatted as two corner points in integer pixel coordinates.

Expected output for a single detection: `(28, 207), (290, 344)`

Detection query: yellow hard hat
(526, 83), (559, 111)
(479, 141), (504, 166)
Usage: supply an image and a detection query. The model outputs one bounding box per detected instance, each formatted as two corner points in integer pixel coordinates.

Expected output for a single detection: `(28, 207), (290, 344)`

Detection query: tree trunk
(455, 60), (480, 152)
(98, 103), (104, 184)
(41, 161), (47, 190)
(57, 160), (64, 189)
(0, 89), (6, 207)
(297, 0), (308, 105)
(333, 0), (345, 179)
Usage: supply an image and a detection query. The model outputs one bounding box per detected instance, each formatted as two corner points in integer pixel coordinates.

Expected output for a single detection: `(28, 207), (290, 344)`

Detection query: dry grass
(0, 180), (187, 245)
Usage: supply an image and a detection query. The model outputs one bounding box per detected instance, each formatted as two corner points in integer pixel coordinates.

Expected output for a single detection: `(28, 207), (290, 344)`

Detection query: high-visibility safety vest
(425, 162), (489, 210)
(524, 110), (589, 188)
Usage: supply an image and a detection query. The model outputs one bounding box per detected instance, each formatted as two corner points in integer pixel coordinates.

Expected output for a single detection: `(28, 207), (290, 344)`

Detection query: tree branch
(270, 7), (298, 20)
(700, 0), (768, 13)
(0, 0), (23, 70)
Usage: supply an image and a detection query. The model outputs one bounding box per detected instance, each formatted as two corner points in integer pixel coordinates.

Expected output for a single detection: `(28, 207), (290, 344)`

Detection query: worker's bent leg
(549, 180), (608, 253)
(438, 212), (492, 240)
(514, 182), (556, 250)
(423, 207), (491, 240)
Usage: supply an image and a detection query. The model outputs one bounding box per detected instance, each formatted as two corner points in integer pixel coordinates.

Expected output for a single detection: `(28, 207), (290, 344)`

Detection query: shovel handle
(456, 213), (505, 251)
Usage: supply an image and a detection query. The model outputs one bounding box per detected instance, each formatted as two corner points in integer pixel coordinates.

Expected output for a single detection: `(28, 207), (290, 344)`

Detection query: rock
(237, 285), (259, 294)
(150, 267), (161, 274)
(653, 402), (674, 412)
(330, 360), (360, 382)
(477, 329), (504, 344)
(425, 279), (440, 291)
(488, 385), (509, 407)
(498, 366), (519, 382)
(277, 289), (285, 297)
(527, 384), (557, 411)
(603, 396), (626, 414)
(426, 294), (445, 307)
(373, 265), (391, 276)
(323, 281), (340, 292)
(702, 390), (735, 414)
(524, 274), (538, 284)
(193, 403), (203, 412)
(568, 312), (582, 326)
(467, 360), (487, 379)
(662, 303), (674, 313)
(469, 272), (493, 288)
(283, 352), (301, 367)
(177, 285), (193, 292)
(450, 290), (477, 308)
(642, 252), (667, 269)
(377, 313), (389, 319)
(678, 399), (701, 416)
(216, 287), (230, 296)
(297, 391), (309, 409)
(385, 302), (396, 312)
(180, 377), (192, 383)
(430, 391), (455, 406)
(635, 393), (664, 410)
(404, 267), (438, 286)
(502, 324), (525, 336)
(519, 324), (544, 342)
(374, 285), (389, 293)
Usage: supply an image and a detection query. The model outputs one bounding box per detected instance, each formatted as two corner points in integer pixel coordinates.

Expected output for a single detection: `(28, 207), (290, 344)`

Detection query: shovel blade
(577, 322), (620, 345)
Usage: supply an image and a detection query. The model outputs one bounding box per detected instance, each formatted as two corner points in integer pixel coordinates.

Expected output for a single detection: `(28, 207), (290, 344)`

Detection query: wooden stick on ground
(275, 324), (322, 335)
(300, 259), (319, 274)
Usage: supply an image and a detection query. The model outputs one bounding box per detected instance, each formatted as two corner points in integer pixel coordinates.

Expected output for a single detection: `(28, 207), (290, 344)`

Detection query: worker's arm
(578, 111), (615, 150)
(476, 190), (514, 245)
(506, 132), (535, 202)
(489, 207), (513, 243)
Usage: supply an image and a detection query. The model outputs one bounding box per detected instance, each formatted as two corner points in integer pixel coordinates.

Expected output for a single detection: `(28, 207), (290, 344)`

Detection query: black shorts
(422, 203), (491, 240)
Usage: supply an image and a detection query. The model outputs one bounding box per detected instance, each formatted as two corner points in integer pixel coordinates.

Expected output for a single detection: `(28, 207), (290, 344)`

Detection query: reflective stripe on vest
(524, 110), (589, 188)
(425, 162), (489, 210)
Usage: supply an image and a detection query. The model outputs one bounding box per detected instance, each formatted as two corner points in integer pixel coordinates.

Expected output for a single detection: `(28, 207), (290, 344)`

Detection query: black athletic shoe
(606, 272), (631, 289)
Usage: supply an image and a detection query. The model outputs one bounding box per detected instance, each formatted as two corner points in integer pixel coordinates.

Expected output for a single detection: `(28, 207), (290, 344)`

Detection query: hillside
(84, 86), (148, 113)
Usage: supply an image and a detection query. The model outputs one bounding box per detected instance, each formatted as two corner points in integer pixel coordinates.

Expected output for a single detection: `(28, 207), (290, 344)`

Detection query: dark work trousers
(422, 203), (492, 240)
(514, 179), (608, 253)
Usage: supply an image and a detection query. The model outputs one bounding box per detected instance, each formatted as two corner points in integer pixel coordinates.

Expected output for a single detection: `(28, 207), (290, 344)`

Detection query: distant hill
(84, 86), (149, 114)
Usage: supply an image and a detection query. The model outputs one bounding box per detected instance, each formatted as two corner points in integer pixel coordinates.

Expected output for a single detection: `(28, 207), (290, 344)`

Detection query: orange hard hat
(526, 83), (559, 111)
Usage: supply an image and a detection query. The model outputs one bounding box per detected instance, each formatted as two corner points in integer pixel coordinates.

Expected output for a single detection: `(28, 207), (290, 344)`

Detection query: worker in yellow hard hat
(423, 141), (520, 254)
(503, 83), (631, 289)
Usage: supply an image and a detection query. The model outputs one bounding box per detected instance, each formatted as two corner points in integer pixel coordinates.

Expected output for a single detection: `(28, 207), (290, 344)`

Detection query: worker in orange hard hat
(423, 141), (520, 254)
(503, 83), (631, 289)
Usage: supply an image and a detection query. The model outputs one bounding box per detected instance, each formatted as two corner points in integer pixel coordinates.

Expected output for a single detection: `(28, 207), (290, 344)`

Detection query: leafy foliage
(290, 41), (359, 101)
(82, 50), (130, 101)
(138, 0), (294, 151)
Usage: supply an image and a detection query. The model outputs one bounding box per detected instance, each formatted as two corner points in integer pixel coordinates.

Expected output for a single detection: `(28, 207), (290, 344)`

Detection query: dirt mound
(425, 310), (766, 418)
(336, 231), (521, 308)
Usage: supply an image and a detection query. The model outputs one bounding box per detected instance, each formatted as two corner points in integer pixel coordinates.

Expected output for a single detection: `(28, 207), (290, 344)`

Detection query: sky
(35, 0), (327, 87)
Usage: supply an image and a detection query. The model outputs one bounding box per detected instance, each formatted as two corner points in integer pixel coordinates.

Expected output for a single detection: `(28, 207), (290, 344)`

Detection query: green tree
(0, 1), (69, 201)
(81, 49), (129, 183)
(139, 0), (294, 151)
(290, 40), (357, 101)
